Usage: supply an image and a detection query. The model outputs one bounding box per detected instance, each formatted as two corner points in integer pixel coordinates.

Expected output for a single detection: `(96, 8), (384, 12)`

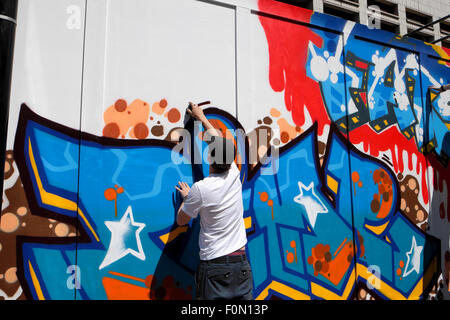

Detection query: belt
(202, 250), (247, 264)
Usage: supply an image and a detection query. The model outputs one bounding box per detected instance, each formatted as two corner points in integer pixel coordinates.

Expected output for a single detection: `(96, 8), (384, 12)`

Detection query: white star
(99, 206), (146, 270)
(293, 181), (328, 229)
(403, 236), (423, 278)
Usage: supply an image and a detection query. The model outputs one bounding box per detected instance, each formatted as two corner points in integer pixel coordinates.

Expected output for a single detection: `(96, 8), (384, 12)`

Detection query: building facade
(282, 0), (450, 47)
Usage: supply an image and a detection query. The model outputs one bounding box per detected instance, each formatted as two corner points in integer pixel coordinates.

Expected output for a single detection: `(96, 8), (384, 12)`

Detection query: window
(407, 29), (434, 43)
(367, 0), (398, 17)
(380, 20), (399, 34)
(323, 4), (359, 23)
(440, 20), (450, 36)
(406, 8), (432, 27)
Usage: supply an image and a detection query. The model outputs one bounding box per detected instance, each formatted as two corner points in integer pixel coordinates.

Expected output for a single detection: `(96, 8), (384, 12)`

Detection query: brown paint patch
(160, 99), (168, 108)
(280, 131), (289, 144)
(134, 123), (149, 139)
(166, 108), (181, 123)
(318, 141), (326, 155)
(1, 152), (79, 299)
(103, 123), (120, 138)
(151, 125), (164, 137)
(263, 116), (272, 125)
(114, 99), (127, 112)
(398, 174), (428, 226)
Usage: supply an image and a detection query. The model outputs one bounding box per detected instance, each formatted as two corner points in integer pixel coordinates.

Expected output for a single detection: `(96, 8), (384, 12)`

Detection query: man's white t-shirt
(182, 162), (247, 261)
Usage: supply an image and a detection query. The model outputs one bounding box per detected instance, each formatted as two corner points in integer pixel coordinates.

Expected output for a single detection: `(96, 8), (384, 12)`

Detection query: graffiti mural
(1, 0), (449, 300)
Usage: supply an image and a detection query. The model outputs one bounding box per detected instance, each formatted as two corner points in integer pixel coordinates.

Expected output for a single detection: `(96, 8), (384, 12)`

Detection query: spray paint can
(183, 101), (211, 126)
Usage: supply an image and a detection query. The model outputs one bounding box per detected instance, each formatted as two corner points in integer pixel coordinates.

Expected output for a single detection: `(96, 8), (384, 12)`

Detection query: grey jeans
(195, 255), (253, 300)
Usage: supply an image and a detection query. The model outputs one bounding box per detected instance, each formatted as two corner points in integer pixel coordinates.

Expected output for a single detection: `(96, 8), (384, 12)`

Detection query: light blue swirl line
(41, 142), (77, 173)
(110, 149), (191, 201)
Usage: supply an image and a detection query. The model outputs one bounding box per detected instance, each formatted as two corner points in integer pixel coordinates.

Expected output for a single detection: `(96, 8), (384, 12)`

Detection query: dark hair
(208, 136), (236, 173)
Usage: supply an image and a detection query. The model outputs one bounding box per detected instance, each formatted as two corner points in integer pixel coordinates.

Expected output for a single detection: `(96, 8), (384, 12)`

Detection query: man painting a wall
(174, 102), (253, 300)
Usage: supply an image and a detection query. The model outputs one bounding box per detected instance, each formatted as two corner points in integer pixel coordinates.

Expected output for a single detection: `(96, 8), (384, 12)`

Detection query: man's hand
(175, 181), (190, 199)
(187, 102), (206, 121)
(187, 101), (221, 137)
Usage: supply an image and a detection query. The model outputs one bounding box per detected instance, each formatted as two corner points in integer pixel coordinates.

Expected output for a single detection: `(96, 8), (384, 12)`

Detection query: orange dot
(290, 240), (296, 248)
(287, 251), (294, 264)
(267, 199), (273, 207)
(399, 260), (404, 268)
(259, 192), (269, 202)
(116, 187), (124, 194)
(358, 181), (363, 188)
(280, 131), (290, 144)
(352, 171), (360, 183)
(396, 268), (402, 276)
(104, 188), (117, 201)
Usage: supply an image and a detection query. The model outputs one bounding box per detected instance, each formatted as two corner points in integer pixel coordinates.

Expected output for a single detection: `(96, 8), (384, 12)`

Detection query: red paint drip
(258, 0), (330, 135)
(350, 125), (429, 204)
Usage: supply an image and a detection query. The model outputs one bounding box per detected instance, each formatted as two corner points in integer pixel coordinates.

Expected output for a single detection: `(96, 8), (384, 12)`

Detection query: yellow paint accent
(429, 43), (450, 65)
(374, 124), (381, 131)
(340, 123), (347, 129)
(352, 116), (359, 123)
(244, 216), (252, 229)
(28, 138), (100, 242)
(327, 174), (339, 194)
(385, 236), (391, 243)
(356, 264), (406, 300)
(28, 260), (45, 300)
(159, 225), (188, 244)
(256, 281), (310, 300)
(383, 120), (388, 126)
(430, 92), (437, 101)
(409, 86), (414, 92)
(311, 267), (356, 300)
(365, 220), (390, 235)
(255, 261), (435, 300)
(404, 131), (410, 138)
(446, 123), (450, 130)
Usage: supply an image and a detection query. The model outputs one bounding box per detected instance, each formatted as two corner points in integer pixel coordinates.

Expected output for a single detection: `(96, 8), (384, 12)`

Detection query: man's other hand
(175, 181), (191, 199)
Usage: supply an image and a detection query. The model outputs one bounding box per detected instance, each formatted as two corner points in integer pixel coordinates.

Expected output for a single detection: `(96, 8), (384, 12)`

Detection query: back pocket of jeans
(207, 268), (232, 287)
(238, 266), (252, 282)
